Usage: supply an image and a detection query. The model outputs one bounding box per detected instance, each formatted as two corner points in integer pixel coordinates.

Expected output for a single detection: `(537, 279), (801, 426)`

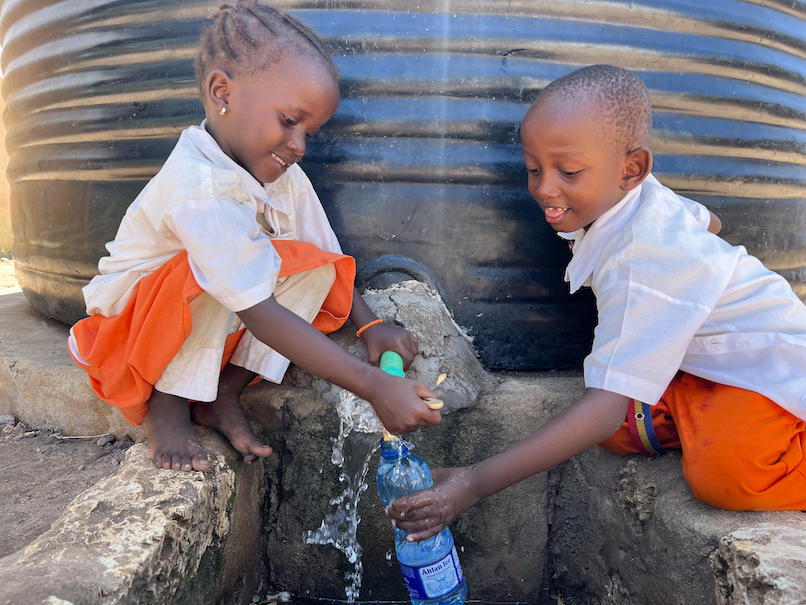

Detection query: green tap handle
(379, 351), (444, 410)
(380, 351), (405, 377)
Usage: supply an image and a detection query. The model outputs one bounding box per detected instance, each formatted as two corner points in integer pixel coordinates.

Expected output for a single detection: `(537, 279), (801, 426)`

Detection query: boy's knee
(681, 449), (785, 511)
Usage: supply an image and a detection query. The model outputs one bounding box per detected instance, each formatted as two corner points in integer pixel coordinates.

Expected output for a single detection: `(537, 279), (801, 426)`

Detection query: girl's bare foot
(142, 390), (210, 472)
(191, 364), (274, 464)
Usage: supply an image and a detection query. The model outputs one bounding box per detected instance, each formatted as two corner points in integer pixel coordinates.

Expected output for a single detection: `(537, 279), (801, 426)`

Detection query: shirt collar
(560, 184), (643, 293)
(185, 121), (293, 215)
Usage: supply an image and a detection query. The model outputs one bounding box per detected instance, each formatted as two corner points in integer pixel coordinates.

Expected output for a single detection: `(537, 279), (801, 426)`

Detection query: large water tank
(2, 1), (806, 369)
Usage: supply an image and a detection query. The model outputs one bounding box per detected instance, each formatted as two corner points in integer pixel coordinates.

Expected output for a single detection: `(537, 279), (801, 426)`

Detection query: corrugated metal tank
(2, 0), (806, 369)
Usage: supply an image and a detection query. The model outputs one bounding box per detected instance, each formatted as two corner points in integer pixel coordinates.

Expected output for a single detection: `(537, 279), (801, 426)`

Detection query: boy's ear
(621, 147), (653, 191)
(205, 70), (232, 113)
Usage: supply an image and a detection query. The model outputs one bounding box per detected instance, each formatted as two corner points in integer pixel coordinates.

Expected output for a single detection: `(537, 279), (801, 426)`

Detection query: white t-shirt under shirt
(559, 174), (806, 421)
(82, 122), (342, 317)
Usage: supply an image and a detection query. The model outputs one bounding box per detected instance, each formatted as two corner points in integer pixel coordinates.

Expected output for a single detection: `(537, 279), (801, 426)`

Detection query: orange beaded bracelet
(356, 319), (383, 337)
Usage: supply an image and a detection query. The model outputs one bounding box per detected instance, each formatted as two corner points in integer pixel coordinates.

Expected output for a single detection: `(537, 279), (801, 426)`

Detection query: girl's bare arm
(237, 296), (441, 434)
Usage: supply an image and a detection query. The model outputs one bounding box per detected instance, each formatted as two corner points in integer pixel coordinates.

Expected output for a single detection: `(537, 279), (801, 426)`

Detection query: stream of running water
(302, 389), (385, 602)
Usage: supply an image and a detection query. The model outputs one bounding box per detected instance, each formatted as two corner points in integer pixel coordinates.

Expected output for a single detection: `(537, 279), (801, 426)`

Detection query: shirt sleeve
(676, 194), (712, 231)
(163, 197), (283, 312)
(585, 279), (714, 404)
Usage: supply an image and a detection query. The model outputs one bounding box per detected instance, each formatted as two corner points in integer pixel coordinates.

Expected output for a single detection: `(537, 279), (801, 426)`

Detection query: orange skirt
(599, 373), (806, 511)
(69, 241), (355, 425)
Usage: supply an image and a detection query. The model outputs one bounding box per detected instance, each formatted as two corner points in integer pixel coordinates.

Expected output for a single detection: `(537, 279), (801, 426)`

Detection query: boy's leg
(601, 373), (806, 510)
(142, 389), (209, 472)
(666, 374), (806, 510)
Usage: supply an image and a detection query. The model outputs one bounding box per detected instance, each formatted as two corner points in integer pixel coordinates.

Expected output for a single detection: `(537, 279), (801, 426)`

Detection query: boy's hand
(367, 371), (441, 435)
(361, 322), (419, 369)
(385, 467), (480, 542)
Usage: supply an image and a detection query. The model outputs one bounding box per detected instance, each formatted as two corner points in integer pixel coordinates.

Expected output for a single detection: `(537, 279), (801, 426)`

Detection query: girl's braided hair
(195, 1), (338, 94)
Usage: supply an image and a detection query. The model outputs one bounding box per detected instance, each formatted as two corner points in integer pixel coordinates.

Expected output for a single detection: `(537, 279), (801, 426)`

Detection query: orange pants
(599, 373), (806, 511)
(70, 241), (355, 425)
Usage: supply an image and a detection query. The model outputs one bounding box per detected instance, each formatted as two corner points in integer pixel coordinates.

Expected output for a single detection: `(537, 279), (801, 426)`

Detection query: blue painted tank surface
(2, 1), (806, 369)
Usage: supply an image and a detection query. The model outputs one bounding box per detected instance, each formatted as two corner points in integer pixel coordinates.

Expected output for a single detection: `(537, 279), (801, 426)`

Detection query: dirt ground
(0, 257), (17, 292)
(0, 258), (135, 559)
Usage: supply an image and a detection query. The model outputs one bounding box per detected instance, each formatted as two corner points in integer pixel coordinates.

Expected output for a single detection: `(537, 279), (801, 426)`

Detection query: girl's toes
(191, 452), (210, 472)
(160, 452), (173, 469)
(171, 453), (183, 470)
(181, 454), (193, 472)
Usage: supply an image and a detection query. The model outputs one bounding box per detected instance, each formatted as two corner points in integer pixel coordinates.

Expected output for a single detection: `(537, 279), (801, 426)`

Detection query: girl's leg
(600, 373), (806, 510)
(142, 389), (209, 472)
(152, 292), (271, 469)
(229, 263), (336, 382)
(191, 363), (274, 463)
(192, 264), (334, 463)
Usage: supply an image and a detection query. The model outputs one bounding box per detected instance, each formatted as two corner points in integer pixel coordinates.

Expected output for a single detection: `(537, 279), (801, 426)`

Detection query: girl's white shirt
(82, 122), (342, 317)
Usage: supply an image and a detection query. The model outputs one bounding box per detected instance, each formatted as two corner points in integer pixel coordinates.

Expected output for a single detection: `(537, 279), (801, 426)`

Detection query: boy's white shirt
(82, 122), (342, 317)
(558, 174), (806, 421)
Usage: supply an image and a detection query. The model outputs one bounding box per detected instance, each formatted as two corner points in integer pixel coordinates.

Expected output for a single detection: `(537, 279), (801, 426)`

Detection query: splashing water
(303, 389), (384, 602)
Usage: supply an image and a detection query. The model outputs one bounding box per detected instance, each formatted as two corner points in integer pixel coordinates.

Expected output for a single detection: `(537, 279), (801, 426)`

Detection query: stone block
(0, 430), (266, 605)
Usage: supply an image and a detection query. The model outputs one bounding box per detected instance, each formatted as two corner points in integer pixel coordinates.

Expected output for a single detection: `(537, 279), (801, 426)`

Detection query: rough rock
(0, 431), (266, 605)
(712, 525), (806, 604)
(287, 280), (492, 412)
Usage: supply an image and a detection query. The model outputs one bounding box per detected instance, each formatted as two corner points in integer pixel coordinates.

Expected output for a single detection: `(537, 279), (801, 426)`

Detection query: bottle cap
(380, 434), (409, 459)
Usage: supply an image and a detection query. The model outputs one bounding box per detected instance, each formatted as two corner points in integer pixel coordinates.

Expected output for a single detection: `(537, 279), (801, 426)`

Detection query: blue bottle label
(399, 546), (464, 600)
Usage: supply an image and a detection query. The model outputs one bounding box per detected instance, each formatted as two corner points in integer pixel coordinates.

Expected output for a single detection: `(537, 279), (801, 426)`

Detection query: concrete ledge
(549, 447), (806, 604)
(0, 291), (141, 439)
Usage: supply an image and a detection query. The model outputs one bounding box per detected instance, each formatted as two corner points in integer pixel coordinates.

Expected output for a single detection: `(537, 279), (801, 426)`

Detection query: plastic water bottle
(376, 352), (467, 605)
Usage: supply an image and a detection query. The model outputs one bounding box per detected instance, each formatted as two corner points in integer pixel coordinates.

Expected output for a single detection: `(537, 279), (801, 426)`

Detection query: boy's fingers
(392, 491), (435, 514)
(405, 523), (445, 543)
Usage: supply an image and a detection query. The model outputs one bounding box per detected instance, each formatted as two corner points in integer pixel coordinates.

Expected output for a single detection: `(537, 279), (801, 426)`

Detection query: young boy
(387, 65), (806, 541)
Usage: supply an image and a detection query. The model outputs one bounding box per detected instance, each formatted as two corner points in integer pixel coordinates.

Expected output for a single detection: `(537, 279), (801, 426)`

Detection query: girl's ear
(621, 147), (653, 191)
(205, 70), (232, 114)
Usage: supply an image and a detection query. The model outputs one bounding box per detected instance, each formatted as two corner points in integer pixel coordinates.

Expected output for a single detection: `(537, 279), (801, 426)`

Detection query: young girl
(68, 1), (441, 473)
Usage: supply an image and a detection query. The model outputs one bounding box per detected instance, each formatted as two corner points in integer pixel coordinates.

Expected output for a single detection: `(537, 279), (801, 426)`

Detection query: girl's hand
(384, 467), (481, 542)
(361, 322), (419, 369)
(367, 371), (441, 435)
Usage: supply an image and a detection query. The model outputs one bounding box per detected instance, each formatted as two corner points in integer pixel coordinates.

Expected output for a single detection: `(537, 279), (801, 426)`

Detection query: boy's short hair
(195, 0), (338, 93)
(537, 64), (652, 152)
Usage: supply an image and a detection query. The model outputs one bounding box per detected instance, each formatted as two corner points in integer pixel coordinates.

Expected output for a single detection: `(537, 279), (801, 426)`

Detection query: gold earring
(219, 106), (227, 116)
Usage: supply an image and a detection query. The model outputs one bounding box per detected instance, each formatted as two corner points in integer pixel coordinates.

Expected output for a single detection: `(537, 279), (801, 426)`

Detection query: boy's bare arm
(386, 388), (630, 541)
(237, 296), (440, 434)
